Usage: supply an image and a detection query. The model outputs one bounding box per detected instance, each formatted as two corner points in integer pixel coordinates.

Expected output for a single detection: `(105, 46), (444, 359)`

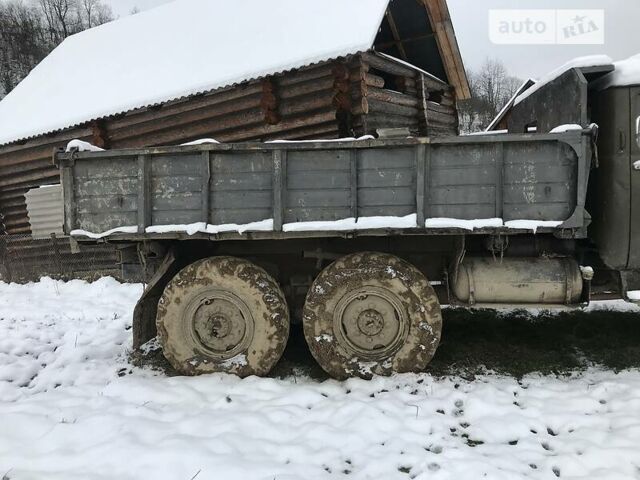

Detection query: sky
(107, 0), (640, 80)
(2, 0), (635, 80)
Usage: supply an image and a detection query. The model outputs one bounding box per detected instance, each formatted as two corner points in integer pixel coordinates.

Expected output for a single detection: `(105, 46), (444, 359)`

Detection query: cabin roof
(0, 0), (469, 147)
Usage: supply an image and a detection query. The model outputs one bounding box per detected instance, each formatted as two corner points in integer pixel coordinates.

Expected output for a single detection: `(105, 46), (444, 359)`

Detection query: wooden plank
(367, 98), (419, 117)
(367, 87), (419, 108)
(385, 10), (409, 61)
(361, 52), (417, 78)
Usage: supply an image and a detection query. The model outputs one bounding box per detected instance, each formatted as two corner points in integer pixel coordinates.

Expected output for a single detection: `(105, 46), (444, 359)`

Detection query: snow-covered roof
(0, 0), (389, 146)
(514, 55), (614, 106)
(594, 53), (640, 90)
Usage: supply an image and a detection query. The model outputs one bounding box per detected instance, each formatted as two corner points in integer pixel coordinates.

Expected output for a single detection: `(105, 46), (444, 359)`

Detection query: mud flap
(132, 249), (185, 350)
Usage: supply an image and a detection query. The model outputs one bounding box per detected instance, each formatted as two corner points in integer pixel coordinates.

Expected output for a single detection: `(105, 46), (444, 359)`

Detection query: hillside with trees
(0, 0), (114, 98)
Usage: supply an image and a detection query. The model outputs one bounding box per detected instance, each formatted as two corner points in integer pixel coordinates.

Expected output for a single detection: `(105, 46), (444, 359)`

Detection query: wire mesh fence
(0, 234), (144, 284)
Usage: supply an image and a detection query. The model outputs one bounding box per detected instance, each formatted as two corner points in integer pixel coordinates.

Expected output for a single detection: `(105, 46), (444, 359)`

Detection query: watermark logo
(489, 10), (605, 45)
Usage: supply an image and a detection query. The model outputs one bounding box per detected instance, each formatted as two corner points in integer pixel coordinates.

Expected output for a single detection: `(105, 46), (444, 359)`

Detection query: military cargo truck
(54, 63), (640, 380)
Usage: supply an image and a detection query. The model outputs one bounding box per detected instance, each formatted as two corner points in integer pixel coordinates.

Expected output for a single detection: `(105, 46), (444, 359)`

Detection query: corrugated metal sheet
(24, 184), (64, 237)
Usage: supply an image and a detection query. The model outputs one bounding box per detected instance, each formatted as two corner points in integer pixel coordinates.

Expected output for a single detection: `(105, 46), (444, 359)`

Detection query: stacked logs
(0, 52), (458, 234)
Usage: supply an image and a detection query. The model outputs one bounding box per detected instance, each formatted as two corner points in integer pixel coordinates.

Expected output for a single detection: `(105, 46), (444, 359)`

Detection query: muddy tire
(303, 252), (442, 379)
(156, 257), (289, 377)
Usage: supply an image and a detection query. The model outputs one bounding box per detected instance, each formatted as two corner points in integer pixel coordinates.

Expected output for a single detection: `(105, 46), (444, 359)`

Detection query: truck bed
(54, 132), (593, 242)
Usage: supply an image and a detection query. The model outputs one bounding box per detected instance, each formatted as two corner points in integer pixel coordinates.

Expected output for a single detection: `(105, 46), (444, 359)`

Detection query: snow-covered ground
(1, 279), (640, 480)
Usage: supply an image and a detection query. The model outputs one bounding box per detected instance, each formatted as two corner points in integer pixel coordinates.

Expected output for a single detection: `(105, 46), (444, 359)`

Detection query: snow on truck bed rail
(71, 217), (567, 238)
(2, 278), (640, 479)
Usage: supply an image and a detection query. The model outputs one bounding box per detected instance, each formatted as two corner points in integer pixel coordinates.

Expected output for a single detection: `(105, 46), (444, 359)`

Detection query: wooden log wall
(0, 52), (458, 235)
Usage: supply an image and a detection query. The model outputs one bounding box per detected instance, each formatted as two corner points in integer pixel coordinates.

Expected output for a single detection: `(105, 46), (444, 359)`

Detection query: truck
(53, 62), (640, 380)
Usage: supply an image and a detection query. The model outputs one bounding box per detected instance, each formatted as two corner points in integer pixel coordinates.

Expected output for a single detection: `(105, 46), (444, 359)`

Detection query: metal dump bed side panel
(55, 133), (592, 241)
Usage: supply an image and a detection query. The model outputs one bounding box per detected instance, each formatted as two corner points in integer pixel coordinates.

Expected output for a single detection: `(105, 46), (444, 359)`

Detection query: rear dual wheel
(156, 257), (289, 377)
(156, 253), (442, 379)
(303, 252), (442, 380)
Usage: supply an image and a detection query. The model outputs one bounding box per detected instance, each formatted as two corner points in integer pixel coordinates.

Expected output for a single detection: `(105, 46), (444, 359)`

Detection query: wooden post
(261, 77), (281, 126)
(333, 62), (353, 138)
(91, 120), (110, 149)
(418, 74), (430, 136)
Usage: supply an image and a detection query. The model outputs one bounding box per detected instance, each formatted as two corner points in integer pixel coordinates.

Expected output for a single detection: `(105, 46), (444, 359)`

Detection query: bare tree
(0, 1), (48, 94)
(0, 0), (113, 98)
(458, 58), (523, 133)
(38, 0), (77, 43)
(81, 0), (113, 28)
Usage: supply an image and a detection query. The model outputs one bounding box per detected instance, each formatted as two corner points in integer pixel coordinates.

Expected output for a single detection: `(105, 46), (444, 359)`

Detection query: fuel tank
(452, 257), (583, 305)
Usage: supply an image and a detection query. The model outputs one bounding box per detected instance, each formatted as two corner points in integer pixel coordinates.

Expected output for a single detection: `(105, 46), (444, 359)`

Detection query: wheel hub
(185, 290), (254, 360)
(334, 286), (408, 360)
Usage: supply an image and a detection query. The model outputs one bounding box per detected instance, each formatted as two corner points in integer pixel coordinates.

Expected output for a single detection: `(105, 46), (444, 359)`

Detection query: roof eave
(421, 0), (471, 100)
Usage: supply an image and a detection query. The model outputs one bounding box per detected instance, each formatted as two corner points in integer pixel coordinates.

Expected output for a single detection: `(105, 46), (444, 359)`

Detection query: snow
(70, 226), (138, 239)
(65, 139), (105, 152)
(71, 215), (569, 238)
(514, 55), (614, 106)
(180, 138), (220, 146)
(425, 218), (563, 232)
(465, 130), (508, 136)
(595, 53), (640, 90)
(425, 218), (503, 230)
(628, 291), (640, 301)
(283, 214), (417, 233)
(146, 219), (274, 236)
(0, 0), (390, 146)
(634, 161), (640, 171)
(549, 124), (583, 134)
(2, 278), (640, 479)
(504, 220), (563, 233)
(267, 135), (375, 144)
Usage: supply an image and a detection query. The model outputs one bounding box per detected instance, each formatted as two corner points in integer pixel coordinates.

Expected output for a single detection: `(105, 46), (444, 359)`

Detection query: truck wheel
(156, 257), (289, 377)
(303, 252), (442, 379)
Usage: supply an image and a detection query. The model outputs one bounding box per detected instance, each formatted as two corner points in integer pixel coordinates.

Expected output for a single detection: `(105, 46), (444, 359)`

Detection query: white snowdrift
(549, 124), (583, 134)
(66, 139), (105, 152)
(1, 279), (640, 480)
(595, 53), (640, 90)
(180, 138), (220, 146)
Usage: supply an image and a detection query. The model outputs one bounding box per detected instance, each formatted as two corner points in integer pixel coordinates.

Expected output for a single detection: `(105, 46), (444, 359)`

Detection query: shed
(0, 0), (469, 235)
